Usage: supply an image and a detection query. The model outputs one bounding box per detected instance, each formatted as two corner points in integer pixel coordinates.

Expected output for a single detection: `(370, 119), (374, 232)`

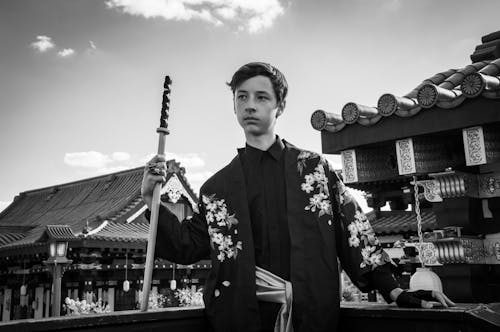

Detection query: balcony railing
(0, 303), (499, 332)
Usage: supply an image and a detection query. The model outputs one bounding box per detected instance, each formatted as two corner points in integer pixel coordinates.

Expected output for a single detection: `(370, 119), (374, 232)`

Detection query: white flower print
(301, 182), (314, 193)
(305, 174), (315, 185)
(203, 194), (242, 263)
(302, 159), (333, 218)
(297, 151), (314, 174)
(347, 209), (384, 268)
(349, 235), (360, 247)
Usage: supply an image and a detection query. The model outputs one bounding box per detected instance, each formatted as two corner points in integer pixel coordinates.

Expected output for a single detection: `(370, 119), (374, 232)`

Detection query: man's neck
(245, 132), (277, 151)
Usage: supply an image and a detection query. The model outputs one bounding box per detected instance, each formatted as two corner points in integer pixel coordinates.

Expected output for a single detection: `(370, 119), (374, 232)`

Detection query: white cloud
(139, 152), (206, 168)
(89, 40), (97, 50)
(66, 150), (208, 182)
(0, 201), (12, 213)
(166, 152), (206, 168)
(31, 35), (55, 52)
(323, 154), (342, 170)
(106, 0), (285, 33)
(185, 170), (214, 193)
(57, 48), (76, 58)
(64, 151), (113, 169)
(112, 152), (131, 162)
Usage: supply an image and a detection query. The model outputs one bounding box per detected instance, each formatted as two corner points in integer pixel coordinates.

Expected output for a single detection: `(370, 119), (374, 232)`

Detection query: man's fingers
(150, 155), (166, 163)
(432, 291), (456, 308)
(149, 174), (166, 184)
(421, 300), (433, 309)
(440, 293), (456, 307)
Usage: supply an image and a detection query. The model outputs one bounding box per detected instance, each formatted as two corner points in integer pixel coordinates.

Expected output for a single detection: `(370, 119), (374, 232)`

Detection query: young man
(141, 62), (454, 332)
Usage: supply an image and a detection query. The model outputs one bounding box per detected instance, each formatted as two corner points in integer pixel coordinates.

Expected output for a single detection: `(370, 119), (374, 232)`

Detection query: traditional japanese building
(312, 30), (500, 302)
(0, 161), (210, 321)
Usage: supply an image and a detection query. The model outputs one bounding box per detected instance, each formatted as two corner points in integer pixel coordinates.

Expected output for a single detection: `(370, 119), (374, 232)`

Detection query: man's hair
(227, 62), (288, 105)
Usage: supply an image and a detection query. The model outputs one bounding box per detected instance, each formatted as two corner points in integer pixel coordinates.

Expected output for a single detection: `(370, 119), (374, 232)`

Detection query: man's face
(234, 75), (283, 138)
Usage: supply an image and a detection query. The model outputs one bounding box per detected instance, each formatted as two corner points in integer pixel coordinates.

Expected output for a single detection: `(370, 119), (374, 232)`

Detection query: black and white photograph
(0, 0), (499, 331)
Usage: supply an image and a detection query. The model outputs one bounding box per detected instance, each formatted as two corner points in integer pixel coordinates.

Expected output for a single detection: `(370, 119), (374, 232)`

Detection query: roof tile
(311, 31), (500, 134)
(368, 210), (437, 235)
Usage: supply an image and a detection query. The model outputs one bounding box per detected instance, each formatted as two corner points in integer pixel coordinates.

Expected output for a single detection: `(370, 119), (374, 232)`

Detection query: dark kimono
(150, 140), (396, 332)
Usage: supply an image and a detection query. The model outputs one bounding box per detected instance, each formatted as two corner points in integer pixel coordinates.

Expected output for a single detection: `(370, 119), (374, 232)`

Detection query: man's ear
(276, 101), (286, 117)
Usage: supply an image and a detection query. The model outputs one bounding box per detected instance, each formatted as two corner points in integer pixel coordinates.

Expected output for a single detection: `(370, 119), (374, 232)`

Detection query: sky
(1, 0), (499, 213)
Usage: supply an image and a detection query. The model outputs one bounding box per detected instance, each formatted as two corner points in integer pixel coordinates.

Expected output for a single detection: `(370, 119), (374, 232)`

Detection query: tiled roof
(311, 31), (500, 134)
(84, 221), (149, 243)
(0, 232), (25, 246)
(367, 210), (437, 235)
(44, 225), (78, 241)
(0, 160), (197, 251)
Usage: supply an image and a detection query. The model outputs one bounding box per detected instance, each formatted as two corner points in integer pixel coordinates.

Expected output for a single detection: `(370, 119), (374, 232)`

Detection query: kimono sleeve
(145, 198), (210, 265)
(326, 163), (399, 301)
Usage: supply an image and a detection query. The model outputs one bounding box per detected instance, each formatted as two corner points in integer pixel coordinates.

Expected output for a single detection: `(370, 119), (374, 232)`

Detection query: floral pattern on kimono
(202, 194), (242, 262)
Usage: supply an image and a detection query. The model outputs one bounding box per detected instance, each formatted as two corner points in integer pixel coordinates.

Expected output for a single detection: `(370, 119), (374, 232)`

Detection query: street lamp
(43, 240), (72, 317)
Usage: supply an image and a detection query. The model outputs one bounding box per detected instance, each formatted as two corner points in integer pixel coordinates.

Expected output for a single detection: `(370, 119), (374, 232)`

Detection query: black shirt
(238, 136), (291, 281)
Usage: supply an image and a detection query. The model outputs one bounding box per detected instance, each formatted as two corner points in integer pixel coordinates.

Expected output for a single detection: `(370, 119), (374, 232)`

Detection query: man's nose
(244, 96), (257, 112)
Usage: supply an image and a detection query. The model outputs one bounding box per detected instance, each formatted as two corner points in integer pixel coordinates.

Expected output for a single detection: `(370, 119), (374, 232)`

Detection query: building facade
(0, 161), (210, 321)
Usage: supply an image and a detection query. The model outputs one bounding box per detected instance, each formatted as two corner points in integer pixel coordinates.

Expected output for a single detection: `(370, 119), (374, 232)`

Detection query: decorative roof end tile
(377, 94), (398, 117)
(461, 72), (486, 98)
(310, 109), (343, 131)
(417, 84), (439, 108)
(341, 102), (378, 124)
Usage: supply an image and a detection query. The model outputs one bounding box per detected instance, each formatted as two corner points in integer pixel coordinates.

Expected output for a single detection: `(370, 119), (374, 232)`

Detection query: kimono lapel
(224, 155), (259, 329)
(283, 141), (337, 276)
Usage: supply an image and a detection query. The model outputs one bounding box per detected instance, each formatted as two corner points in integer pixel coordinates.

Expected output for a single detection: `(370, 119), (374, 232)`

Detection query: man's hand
(394, 289), (456, 309)
(141, 155), (167, 209)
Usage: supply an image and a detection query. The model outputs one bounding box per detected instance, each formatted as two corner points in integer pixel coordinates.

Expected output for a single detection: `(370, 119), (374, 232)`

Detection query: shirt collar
(242, 135), (284, 162)
(266, 135), (285, 161)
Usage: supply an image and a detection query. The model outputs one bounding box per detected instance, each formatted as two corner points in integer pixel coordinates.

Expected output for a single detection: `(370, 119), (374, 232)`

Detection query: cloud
(31, 35), (55, 52)
(89, 40), (97, 50)
(140, 152), (206, 168)
(0, 201), (12, 213)
(184, 170), (214, 193)
(57, 48), (76, 58)
(112, 152), (131, 162)
(65, 151), (113, 169)
(66, 150), (208, 182)
(106, 0), (285, 33)
(323, 154), (342, 170)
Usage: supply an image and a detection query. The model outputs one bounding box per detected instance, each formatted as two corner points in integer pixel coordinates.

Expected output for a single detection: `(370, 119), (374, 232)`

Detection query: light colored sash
(255, 266), (294, 332)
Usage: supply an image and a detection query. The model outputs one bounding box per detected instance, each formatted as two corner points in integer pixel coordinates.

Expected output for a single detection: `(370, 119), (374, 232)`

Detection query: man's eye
(258, 96), (269, 101)
(237, 95), (247, 101)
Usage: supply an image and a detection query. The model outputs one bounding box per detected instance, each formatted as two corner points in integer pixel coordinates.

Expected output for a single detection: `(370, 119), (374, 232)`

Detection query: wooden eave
(321, 97), (500, 154)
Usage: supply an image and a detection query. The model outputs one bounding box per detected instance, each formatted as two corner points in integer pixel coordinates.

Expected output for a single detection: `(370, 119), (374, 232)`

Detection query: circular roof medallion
(310, 110), (327, 130)
(461, 73), (485, 98)
(378, 94), (398, 117)
(417, 84), (438, 108)
(341, 103), (360, 124)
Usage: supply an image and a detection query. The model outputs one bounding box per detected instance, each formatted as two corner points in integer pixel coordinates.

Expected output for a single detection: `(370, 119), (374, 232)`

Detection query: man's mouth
(244, 117), (258, 122)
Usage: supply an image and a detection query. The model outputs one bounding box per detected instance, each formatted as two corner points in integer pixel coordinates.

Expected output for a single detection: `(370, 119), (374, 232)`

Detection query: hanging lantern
(410, 176), (443, 293)
(123, 280), (130, 292)
(20, 260), (27, 296)
(123, 253), (130, 292)
(170, 263), (177, 290)
(410, 267), (443, 293)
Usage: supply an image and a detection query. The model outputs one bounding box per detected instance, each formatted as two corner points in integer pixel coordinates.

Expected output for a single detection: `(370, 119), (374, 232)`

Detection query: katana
(140, 76), (172, 312)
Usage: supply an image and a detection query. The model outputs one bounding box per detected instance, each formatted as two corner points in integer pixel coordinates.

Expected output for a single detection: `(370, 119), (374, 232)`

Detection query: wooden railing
(1, 303), (499, 332)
